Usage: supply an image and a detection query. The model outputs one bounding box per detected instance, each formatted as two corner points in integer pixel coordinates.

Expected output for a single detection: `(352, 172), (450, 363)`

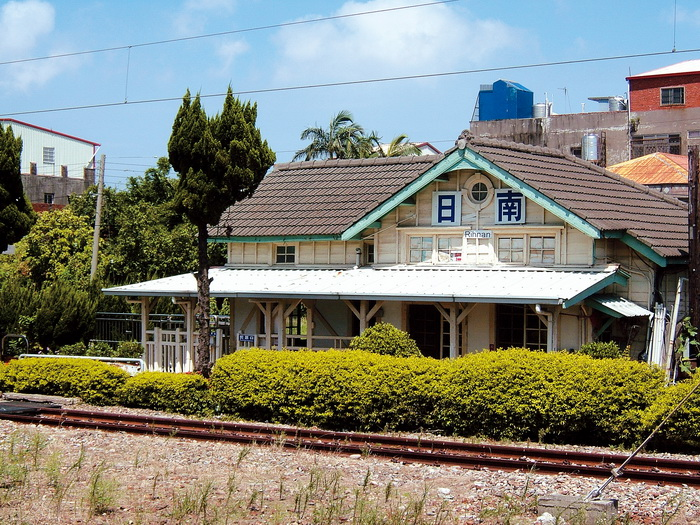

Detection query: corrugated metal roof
(607, 153), (688, 185)
(585, 294), (653, 318)
(104, 265), (622, 306)
(627, 60), (700, 79)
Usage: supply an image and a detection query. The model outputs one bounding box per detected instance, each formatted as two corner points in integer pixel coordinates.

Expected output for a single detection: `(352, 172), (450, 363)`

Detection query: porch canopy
(104, 264), (627, 308)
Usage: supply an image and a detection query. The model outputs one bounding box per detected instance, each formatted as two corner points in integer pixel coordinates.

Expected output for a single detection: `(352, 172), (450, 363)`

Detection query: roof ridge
(274, 154), (442, 171)
(462, 132), (688, 211)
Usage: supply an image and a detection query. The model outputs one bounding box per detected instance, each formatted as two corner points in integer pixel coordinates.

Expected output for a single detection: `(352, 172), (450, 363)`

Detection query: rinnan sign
(464, 230), (493, 239)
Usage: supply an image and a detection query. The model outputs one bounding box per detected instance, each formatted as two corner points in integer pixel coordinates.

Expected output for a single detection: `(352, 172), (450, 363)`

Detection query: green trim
(458, 148), (603, 239)
(399, 197), (416, 206)
(562, 271), (628, 309)
(584, 298), (624, 319)
(616, 233), (667, 267)
(210, 235), (340, 243)
(594, 317), (615, 339)
(340, 152), (469, 241)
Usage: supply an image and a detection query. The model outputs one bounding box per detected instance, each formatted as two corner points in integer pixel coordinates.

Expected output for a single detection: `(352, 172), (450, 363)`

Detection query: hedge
(117, 371), (211, 415)
(0, 357), (129, 405)
(436, 349), (664, 446)
(209, 348), (667, 447)
(209, 349), (449, 431)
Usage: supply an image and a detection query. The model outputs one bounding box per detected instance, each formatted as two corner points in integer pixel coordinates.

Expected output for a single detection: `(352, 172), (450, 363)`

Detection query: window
(497, 235), (557, 265)
(464, 237), (493, 264)
(529, 236), (556, 264)
(409, 236), (433, 263)
(437, 236), (463, 262)
(496, 304), (548, 351)
(464, 174), (494, 207)
(497, 237), (524, 263)
(43, 193), (55, 205)
(631, 134), (681, 158)
(275, 245), (295, 264)
(364, 243), (375, 265)
(661, 87), (685, 106)
(43, 147), (55, 164)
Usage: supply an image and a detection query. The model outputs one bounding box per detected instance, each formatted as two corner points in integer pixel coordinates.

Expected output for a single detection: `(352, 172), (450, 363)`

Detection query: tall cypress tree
(0, 124), (35, 252)
(168, 88), (275, 374)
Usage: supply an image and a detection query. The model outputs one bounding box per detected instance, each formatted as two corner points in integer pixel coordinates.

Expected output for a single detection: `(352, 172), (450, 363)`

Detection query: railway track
(0, 402), (699, 488)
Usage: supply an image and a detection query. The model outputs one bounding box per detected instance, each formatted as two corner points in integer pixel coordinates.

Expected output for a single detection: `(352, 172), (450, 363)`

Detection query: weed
(85, 461), (118, 517)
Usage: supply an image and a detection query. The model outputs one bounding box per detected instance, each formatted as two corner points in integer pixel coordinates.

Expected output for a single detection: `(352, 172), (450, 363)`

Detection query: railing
(143, 327), (231, 373)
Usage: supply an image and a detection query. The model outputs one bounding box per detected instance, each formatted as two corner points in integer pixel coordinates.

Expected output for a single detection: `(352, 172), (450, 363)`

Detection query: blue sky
(1, 0), (699, 188)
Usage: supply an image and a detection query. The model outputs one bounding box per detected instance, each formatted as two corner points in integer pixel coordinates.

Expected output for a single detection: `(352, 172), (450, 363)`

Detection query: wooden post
(689, 146), (700, 332)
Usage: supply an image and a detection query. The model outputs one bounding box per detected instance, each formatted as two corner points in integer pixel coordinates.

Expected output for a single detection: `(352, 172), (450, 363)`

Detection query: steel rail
(1, 406), (698, 487)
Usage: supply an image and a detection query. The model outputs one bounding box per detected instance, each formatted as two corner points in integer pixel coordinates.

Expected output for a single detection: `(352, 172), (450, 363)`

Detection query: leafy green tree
(293, 110), (377, 161)
(123, 157), (176, 206)
(168, 87), (275, 373)
(0, 124), (35, 252)
(32, 280), (97, 350)
(374, 134), (422, 157)
(15, 208), (96, 287)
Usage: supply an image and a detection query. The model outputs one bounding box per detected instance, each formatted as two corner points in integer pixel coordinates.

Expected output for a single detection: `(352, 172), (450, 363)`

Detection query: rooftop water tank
(477, 80), (534, 121)
(582, 134), (599, 161)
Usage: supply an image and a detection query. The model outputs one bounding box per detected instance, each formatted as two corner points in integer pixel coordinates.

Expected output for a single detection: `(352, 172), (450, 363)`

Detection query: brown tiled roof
(210, 155), (441, 238)
(465, 137), (689, 259)
(607, 153), (688, 185)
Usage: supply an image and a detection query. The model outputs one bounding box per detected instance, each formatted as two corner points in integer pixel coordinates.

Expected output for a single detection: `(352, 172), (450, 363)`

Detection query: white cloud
(214, 38), (249, 74)
(0, 0), (55, 59)
(0, 0), (80, 92)
(172, 0), (237, 36)
(272, 0), (526, 83)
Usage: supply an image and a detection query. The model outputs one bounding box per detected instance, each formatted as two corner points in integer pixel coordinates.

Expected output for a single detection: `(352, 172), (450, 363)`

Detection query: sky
(1, 0), (700, 189)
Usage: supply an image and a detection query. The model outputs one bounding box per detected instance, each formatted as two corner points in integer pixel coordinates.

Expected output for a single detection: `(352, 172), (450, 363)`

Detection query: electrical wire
(4, 47), (700, 118)
(0, 0), (458, 66)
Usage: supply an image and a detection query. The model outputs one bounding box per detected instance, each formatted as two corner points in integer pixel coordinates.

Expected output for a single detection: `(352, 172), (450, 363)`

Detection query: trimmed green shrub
(210, 349), (447, 430)
(348, 322), (422, 357)
(436, 348), (664, 446)
(641, 375), (700, 451)
(0, 357), (128, 405)
(117, 372), (211, 415)
(577, 341), (627, 359)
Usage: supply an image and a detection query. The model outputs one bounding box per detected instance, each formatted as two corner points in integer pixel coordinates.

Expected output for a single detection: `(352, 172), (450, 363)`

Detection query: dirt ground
(0, 407), (698, 524)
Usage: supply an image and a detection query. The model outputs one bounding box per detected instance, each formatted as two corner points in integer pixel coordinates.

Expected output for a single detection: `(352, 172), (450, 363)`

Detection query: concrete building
(470, 60), (700, 168)
(0, 119), (100, 211)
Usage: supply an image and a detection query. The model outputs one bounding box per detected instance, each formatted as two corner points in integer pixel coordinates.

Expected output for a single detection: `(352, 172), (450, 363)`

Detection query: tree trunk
(195, 223), (211, 375)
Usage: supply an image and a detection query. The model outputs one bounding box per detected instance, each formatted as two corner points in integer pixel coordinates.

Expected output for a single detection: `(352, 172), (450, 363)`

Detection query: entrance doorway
(408, 304), (442, 358)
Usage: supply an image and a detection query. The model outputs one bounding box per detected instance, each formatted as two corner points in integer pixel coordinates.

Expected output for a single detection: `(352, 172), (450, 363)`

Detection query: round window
(470, 182), (488, 203)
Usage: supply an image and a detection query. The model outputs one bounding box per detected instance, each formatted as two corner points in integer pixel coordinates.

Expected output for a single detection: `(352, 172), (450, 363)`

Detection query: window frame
(495, 232), (559, 266)
(660, 86), (685, 106)
(274, 244), (297, 264)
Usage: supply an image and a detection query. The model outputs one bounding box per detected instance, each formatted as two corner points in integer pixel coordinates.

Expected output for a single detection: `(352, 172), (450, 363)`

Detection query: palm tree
(294, 110), (376, 161)
(374, 134), (422, 157)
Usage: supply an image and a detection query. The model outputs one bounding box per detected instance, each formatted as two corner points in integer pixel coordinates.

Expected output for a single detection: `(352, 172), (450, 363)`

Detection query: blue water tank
(477, 80), (534, 121)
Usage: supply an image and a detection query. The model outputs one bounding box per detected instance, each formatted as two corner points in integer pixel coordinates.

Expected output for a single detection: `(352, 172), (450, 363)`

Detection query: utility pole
(90, 154), (105, 281)
(689, 146), (700, 331)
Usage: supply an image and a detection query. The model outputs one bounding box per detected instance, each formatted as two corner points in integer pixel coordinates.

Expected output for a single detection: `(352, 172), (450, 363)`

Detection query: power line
(4, 47), (700, 118)
(0, 0), (458, 67)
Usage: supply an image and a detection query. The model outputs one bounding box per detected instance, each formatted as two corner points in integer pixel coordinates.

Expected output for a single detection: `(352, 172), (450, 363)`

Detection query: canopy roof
(104, 264), (626, 309)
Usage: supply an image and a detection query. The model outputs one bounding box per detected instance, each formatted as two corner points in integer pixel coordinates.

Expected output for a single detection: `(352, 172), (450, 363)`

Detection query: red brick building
(627, 60), (700, 112)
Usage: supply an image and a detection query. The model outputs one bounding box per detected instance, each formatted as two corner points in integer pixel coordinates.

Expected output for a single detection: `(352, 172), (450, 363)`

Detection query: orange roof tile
(607, 153), (688, 185)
